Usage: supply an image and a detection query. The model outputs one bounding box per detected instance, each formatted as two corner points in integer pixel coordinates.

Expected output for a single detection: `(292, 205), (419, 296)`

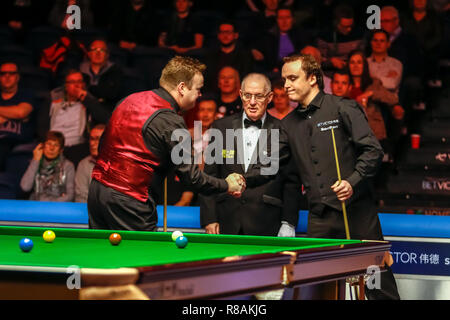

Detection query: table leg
(358, 276), (365, 300)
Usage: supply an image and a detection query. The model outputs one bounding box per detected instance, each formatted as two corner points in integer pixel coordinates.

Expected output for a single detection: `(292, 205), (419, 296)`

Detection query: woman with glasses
(20, 130), (75, 202)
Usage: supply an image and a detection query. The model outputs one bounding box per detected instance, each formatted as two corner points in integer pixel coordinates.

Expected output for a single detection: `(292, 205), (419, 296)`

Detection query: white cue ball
(171, 230), (183, 241)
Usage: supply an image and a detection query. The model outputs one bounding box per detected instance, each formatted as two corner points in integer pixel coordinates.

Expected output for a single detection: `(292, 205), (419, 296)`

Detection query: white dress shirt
(242, 112), (266, 172)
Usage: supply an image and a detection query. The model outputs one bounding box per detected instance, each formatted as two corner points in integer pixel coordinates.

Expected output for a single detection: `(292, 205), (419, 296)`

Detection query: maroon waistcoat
(92, 91), (172, 202)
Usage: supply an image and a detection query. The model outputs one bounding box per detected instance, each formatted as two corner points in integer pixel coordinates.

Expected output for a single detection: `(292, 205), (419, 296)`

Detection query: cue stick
(331, 128), (351, 240)
(163, 177), (167, 232)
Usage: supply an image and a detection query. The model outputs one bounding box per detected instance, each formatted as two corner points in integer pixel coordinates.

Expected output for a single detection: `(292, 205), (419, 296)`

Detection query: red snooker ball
(109, 233), (122, 245)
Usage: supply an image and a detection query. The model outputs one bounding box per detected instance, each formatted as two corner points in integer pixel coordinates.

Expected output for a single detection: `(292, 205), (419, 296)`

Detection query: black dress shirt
(282, 91), (383, 213)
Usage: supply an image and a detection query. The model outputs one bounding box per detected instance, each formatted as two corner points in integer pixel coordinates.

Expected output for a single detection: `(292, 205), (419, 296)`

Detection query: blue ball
(20, 238), (34, 252)
(175, 236), (188, 248)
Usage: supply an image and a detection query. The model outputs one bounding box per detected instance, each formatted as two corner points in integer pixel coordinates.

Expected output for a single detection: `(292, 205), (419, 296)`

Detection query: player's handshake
(225, 173), (246, 198)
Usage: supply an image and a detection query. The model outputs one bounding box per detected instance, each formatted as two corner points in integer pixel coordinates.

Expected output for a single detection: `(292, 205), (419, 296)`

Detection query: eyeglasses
(89, 48), (108, 53)
(0, 71), (18, 76)
(241, 92), (270, 102)
(371, 38), (388, 43)
(381, 17), (398, 23)
(338, 20), (353, 28)
(44, 141), (61, 148)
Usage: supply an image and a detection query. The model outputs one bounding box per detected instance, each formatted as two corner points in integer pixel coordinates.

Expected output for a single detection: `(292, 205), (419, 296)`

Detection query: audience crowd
(0, 0), (448, 204)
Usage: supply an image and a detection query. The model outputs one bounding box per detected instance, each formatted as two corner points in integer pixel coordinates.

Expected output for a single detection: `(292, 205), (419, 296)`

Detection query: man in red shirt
(88, 56), (244, 231)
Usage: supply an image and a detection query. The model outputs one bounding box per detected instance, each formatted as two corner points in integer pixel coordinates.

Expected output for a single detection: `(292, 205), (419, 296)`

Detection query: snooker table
(0, 226), (391, 300)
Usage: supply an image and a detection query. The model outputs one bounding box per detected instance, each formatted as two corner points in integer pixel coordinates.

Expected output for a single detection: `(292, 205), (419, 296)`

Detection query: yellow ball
(43, 230), (56, 243)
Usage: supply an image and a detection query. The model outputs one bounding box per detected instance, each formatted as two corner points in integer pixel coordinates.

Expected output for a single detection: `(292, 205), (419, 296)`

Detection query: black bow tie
(244, 118), (262, 129)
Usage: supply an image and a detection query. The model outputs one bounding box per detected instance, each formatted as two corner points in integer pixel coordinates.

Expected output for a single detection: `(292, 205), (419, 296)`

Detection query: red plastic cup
(411, 134), (421, 149)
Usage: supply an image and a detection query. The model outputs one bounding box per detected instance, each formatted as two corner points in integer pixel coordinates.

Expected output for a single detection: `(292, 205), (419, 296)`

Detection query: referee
(281, 54), (400, 300)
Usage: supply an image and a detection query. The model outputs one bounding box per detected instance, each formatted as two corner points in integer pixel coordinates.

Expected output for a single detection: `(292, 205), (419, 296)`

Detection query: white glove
(277, 221), (296, 237)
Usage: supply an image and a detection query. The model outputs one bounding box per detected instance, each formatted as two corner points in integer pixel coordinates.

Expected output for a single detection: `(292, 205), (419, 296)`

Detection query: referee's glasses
(241, 92), (271, 102)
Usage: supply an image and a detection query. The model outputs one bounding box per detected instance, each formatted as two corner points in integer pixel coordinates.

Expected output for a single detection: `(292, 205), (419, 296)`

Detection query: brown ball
(109, 233), (122, 245)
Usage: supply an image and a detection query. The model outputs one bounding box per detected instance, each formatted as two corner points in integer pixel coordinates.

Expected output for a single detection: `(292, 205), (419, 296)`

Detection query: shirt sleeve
(18, 90), (36, 110)
(83, 92), (111, 124)
(74, 158), (90, 202)
(20, 159), (39, 192)
(56, 161), (75, 202)
(192, 14), (204, 36)
(144, 110), (228, 195)
(368, 79), (399, 106)
(280, 158), (302, 227)
(338, 99), (384, 187)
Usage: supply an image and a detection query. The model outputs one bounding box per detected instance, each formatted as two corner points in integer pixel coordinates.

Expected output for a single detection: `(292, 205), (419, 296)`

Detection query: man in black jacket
(256, 7), (308, 74)
(204, 21), (254, 93)
(316, 4), (364, 74)
(281, 54), (400, 300)
(80, 39), (124, 116)
(200, 73), (295, 236)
